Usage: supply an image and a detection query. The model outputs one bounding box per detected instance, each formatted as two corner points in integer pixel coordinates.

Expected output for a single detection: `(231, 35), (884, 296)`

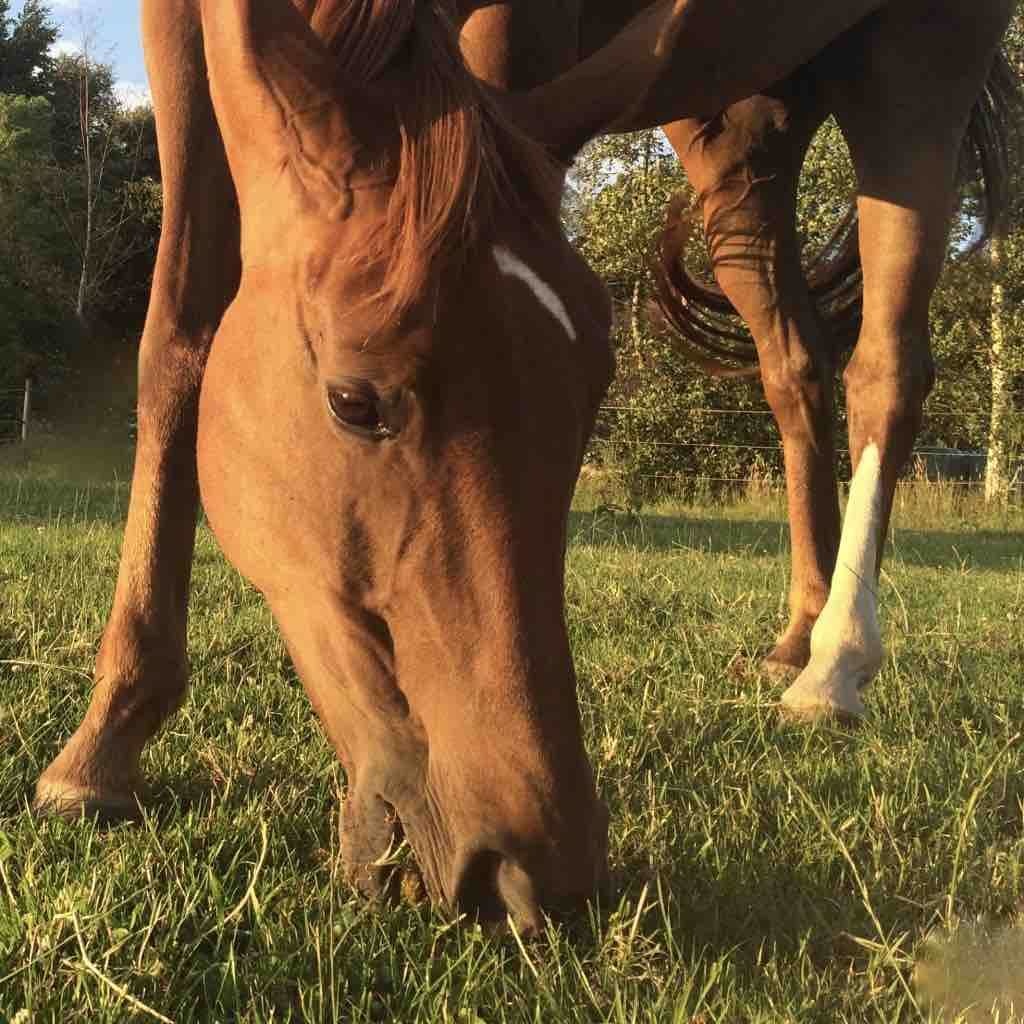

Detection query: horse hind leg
(780, 0), (1012, 720)
(663, 82), (843, 678)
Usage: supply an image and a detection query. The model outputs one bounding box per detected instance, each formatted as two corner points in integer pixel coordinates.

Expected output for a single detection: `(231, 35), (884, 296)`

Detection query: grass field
(2, 444), (1024, 1022)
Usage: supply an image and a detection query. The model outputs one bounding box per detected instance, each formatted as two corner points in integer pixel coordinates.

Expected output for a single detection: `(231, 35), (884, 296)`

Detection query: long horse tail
(650, 193), (758, 378)
(650, 186), (862, 377)
(959, 48), (1024, 250)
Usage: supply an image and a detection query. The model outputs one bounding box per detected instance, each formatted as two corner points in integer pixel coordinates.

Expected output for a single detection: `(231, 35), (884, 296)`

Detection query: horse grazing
(35, 0), (1019, 930)
(567, 0), (1019, 719)
(34, 0), (690, 931)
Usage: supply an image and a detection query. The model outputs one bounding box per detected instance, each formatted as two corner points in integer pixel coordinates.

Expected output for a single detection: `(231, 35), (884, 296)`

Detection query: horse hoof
(33, 780), (142, 825)
(762, 636), (811, 680)
(778, 685), (866, 726)
(727, 653), (802, 683)
(777, 700), (863, 728)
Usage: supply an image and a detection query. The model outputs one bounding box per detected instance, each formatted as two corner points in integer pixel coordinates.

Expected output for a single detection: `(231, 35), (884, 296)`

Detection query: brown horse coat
(34, 0), (687, 931)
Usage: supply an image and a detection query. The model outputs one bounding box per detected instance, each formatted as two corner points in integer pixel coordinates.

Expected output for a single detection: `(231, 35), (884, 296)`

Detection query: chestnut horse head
(194, 0), (682, 929)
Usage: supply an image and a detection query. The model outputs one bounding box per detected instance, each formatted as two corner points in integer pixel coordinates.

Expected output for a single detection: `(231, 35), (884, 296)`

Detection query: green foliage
(44, 53), (161, 326)
(572, 131), (786, 504)
(0, 3), (162, 433)
(48, 53), (118, 167)
(796, 117), (857, 250)
(0, 0), (57, 99)
(0, 93), (69, 384)
(570, 133), (686, 297)
(929, 12), (1024, 462)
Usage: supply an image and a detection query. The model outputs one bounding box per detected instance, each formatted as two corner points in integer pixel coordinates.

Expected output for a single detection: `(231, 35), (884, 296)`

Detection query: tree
(0, 92), (69, 384)
(984, 15), (1024, 502)
(47, 51), (160, 327)
(0, 0), (58, 98)
(570, 62), (1024, 505)
(0, 1), (162, 396)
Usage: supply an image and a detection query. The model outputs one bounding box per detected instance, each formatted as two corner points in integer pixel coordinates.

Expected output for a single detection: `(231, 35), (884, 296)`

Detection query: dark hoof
(726, 654), (762, 680)
(762, 634), (812, 681)
(33, 786), (142, 826)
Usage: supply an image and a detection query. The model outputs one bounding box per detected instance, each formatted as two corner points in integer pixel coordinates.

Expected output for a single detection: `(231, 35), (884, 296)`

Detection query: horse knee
(760, 346), (833, 441)
(843, 331), (935, 444)
(134, 324), (216, 441)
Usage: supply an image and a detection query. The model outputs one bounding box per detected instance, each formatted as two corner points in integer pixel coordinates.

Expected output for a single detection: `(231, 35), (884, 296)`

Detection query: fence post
(20, 377), (31, 443)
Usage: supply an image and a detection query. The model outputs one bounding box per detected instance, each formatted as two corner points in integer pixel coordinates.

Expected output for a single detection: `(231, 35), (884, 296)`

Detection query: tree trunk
(75, 56), (92, 326)
(985, 236), (1012, 502)
(629, 279), (642, 352)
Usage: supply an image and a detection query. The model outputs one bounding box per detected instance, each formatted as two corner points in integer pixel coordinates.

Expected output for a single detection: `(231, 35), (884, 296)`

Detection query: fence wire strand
(589, 405), (1012, 492)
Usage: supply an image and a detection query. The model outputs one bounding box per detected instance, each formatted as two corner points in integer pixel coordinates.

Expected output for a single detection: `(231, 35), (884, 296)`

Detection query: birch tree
(984, 18), (1023, 502)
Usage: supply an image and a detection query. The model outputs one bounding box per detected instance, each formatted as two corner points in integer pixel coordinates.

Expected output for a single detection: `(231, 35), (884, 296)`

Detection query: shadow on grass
(21, 768), (337, 867)
(569, 508), (1024, 572)
(569, 509), (790, 558)
(588, 728), (902, 987)
(4, 478), (1020, 572)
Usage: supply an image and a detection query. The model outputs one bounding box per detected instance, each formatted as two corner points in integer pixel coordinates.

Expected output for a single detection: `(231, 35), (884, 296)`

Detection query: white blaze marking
(781, 443), (885, 719)
(493, 245), (576, 342)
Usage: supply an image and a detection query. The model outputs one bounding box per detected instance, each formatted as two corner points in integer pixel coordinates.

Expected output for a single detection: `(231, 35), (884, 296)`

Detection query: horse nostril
(453, 849), (543, 936)
(453, 849), (504, 922)
(495, 859), (543, 937)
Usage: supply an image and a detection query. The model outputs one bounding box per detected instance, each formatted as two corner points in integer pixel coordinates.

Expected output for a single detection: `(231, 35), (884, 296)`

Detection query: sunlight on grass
(2, 455), (1023, 1021)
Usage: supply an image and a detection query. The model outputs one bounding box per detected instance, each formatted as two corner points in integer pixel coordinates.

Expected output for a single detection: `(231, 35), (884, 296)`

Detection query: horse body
(33, 0), (1021, 928)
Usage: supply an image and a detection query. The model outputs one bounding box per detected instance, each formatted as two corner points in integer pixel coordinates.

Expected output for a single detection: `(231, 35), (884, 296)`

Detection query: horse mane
(301, 0), (561, 319)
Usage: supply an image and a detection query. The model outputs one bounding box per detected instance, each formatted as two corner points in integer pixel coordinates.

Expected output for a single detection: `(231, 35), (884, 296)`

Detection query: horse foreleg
(34, 0), (239, 818)
(779, 0), (1011, 720)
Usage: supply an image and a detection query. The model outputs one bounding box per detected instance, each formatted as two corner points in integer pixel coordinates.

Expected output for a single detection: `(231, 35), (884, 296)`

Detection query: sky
(13, 0), (149, 107)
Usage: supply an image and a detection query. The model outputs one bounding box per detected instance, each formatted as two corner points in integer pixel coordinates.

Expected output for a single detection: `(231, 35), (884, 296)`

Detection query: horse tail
(650, 193), (759, 378)
(959, 47), (1024, 250)
(801, 202), (862, 355)
(651, 187), (863, 378)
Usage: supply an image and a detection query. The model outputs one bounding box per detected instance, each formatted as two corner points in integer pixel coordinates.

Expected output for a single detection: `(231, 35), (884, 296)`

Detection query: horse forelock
(297, 0), (560, 321)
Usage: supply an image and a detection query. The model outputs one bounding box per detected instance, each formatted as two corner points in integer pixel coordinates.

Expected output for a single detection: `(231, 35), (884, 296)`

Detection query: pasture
(2, 446), (1024, 1022)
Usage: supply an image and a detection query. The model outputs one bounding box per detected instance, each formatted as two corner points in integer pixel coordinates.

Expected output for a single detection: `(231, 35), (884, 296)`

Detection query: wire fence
(586, 404), (1015, 493)
(0, 386), (1012, 494)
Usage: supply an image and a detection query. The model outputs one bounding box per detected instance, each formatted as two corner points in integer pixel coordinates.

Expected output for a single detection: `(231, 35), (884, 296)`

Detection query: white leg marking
(781, 443), (886, 720)
(493, 245), (577, 342)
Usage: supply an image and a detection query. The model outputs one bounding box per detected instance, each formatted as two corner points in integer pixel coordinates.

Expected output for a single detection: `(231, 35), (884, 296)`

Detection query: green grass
(2, 448), (1024, 1022)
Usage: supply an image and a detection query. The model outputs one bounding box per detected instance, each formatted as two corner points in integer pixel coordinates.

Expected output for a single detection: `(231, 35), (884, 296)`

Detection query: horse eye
(327, 386), (382, 431)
